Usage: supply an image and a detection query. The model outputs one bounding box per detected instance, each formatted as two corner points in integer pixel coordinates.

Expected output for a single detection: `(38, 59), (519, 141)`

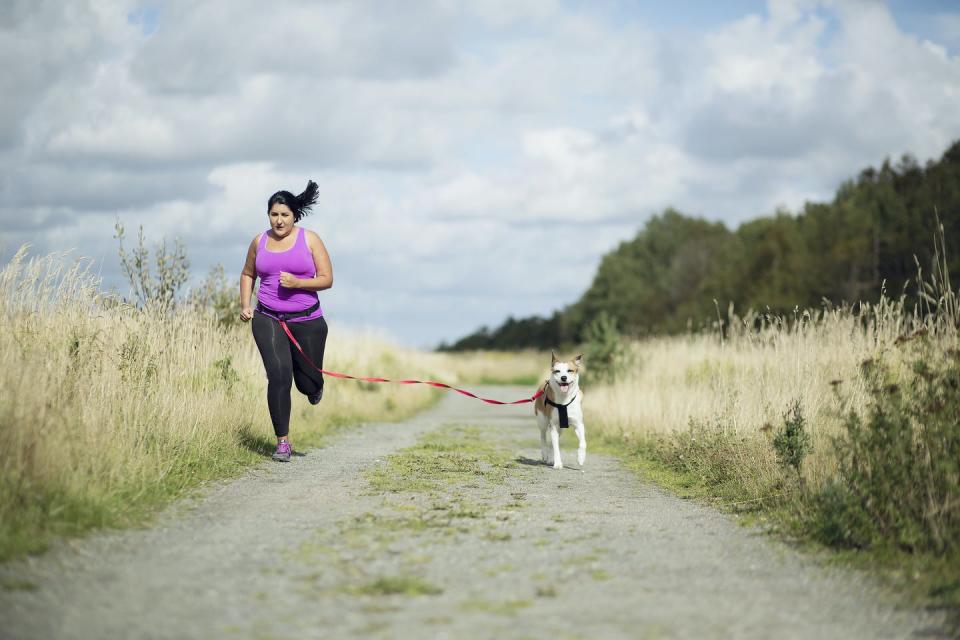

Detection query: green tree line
(440, 140), (960, 350)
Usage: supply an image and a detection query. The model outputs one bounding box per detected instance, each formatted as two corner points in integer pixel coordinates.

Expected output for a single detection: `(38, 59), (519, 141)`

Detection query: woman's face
(268, 203), (295, 237)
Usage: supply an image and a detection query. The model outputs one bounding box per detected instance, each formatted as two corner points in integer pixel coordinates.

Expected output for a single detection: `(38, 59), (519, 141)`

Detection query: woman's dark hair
(267, 180), (319, 223)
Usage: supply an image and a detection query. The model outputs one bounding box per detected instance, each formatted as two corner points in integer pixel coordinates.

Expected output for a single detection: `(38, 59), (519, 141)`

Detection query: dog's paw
(553, 461), (563, 470)
(578, 450), (586, 466)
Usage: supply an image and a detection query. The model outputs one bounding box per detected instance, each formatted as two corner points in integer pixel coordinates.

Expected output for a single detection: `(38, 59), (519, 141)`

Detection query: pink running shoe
(272, 441), (292, 462)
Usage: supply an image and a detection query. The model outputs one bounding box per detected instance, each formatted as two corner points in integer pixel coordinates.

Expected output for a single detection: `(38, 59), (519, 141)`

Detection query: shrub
(772, 399), (810, 488)
(815, 341), (960, 552)
(114, 220), (190, 312)
(188, 263), (241, 327)
(583, 311), (632, 383)
(808, 479), (874, 548)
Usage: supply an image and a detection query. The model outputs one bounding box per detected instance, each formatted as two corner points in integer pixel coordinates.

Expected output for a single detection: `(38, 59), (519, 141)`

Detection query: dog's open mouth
(559, 383), (570, 393)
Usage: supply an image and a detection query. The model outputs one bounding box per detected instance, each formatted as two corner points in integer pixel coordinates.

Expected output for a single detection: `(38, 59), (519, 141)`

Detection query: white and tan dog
(534, 352), (585, 470)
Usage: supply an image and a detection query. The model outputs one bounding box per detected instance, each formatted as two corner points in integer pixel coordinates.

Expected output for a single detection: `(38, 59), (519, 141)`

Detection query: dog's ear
(574, 354), (584, 368)
(551, 351), (558, 366)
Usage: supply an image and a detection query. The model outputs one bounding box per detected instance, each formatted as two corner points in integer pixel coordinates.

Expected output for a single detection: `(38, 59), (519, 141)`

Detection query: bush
(188, 263), (241, 327)
(583, 311), (632, 383)
(814, 341), (960, 552)
(772, 399), (810, 487)
(114, 220), (190, 312)
(809, 479), (874, 548)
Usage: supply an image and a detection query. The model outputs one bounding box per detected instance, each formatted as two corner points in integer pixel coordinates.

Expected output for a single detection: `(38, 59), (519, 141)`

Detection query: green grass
(484, 530), (512, 542)
(460, 598), (532, 615)
(366, 425), (513, 494)
(348, 575), (443, 597)
(0, 578), (37, 592)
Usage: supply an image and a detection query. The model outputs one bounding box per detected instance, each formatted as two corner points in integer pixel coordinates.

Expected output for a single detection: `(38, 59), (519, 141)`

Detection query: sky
(2, 0), (960, 348)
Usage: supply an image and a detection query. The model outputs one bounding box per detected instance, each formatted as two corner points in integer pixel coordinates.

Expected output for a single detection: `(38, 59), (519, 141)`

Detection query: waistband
(256, 300), (320, 321)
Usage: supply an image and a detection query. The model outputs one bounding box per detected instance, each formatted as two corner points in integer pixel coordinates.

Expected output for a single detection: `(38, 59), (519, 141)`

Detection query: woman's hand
(240, 306), (254, 322)
(279, 272), (300, 289)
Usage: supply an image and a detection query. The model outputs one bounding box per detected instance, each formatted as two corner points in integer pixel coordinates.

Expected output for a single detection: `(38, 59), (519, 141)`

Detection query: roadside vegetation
(584, 224), (959, 619)
(439, 137), (960, 622)
(0, 237), (533, 561)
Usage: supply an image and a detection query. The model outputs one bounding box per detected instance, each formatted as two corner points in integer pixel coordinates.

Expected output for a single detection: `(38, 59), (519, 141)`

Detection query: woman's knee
(293, 371), (322, 395)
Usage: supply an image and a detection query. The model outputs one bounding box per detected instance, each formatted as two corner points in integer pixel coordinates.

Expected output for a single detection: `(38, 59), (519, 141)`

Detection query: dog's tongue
(560, 383), (570, 393)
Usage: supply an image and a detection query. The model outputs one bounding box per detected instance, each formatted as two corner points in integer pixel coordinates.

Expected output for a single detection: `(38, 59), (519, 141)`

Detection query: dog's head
(549, 352), (583, 395)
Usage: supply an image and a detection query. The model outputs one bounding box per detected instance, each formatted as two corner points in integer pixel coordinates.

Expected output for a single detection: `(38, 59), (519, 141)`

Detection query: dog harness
(545, 394), (577, 428)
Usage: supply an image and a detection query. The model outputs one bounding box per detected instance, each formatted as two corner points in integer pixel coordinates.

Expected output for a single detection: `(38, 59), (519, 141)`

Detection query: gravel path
(0, 386), (948, 639)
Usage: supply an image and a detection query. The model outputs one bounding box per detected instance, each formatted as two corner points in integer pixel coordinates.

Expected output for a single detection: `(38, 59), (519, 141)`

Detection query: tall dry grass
(0, 247), (456, 559)
(586, 223), (958, 507)
(587, 302), (915, 490)
(425, 349), (550, 387)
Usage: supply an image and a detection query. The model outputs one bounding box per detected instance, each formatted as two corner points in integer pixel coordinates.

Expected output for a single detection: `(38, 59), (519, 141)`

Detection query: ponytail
(295, 180), (319, 221)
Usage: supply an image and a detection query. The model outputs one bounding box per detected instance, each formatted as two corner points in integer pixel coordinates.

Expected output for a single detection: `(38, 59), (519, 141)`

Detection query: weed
(772, 399), (810, 488)
(484, 530), (512, 542)
(348, 575), (442, 597)
(461, 599), (532, 615)
(213, 356), (240, 391)
(0, 579), (37, 592)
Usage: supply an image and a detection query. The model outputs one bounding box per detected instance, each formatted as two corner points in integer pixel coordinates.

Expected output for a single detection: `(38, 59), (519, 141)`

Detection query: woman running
(239, 180), (333, 462)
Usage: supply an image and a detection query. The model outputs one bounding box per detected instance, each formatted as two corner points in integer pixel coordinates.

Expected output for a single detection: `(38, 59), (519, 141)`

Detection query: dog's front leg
(574, 421), (586, 467)
(550, 426), (563, 470)
(537, 414), (549, 463)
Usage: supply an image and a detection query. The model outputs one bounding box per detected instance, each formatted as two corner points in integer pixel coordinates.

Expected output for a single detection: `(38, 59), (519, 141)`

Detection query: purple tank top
(255, 227), (324, 322)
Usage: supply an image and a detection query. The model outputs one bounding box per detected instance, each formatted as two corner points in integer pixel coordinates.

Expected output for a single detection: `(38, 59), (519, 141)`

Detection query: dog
(534, 352), (585, 470)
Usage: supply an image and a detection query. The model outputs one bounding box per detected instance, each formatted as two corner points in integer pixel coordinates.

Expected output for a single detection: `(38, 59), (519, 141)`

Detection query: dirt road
(0, 386), (947, 639)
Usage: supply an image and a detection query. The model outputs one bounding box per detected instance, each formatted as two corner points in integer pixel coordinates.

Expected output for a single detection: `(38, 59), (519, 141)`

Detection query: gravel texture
(0, 386), (948, 639)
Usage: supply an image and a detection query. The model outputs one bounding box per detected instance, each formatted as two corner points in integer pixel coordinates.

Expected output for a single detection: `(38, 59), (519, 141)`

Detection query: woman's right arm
(239, 235), (260, 322)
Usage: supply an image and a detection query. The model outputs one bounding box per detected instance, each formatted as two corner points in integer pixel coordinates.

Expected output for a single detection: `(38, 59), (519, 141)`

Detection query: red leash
(279, 320), (544, 406)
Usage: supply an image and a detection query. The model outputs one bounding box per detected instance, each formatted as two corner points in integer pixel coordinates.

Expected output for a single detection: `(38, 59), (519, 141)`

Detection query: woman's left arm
(280, 230), (333, 292)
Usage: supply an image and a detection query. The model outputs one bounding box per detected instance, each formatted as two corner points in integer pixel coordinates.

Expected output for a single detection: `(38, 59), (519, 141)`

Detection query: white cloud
(2, 0), (959, 347)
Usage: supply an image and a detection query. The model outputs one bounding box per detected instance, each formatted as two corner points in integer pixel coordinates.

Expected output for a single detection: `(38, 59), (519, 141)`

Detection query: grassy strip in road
(294, 425), (521, 602)
(366, 424), (514, 494)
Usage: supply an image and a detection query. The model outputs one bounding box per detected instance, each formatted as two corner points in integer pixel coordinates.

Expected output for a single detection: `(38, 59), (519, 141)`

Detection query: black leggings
(251, 312), (328, 437)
